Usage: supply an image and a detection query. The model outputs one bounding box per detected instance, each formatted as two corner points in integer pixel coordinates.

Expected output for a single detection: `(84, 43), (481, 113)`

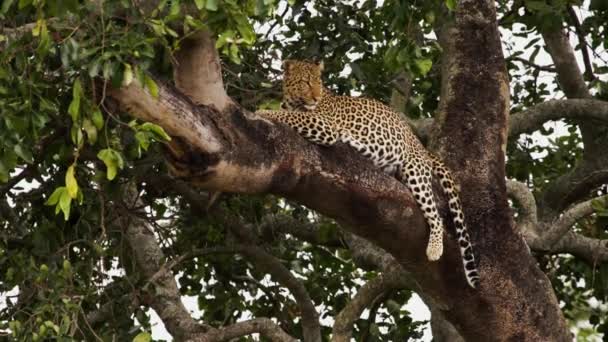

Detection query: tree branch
(331, 271), (405, 342)
(508, 99), (608, 137)
(506, 179), (538, 226)
(542, 195), (608, 248)
(173, 30), (232, 111)
(507, 56), (556, 72)
(193, 318), (297, 342)
(118, 183), (213, 340)
(549, 231), (608, 263)
(566, 6), (594, 81)
(227, 228), (321, 342)
(537, 157), (608, 220)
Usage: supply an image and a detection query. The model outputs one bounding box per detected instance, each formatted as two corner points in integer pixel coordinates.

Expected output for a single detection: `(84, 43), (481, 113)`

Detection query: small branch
(118, 183), (213, 340)
(508, 99), (608, 137)
(331, 272), (405, 342)
(1, 22), (38, 40)
(542, 195), (608, 247)
(153, 241), (321, 342)
(193, 318), (297, 342)
(507, 56), (556, 72)
(566, 6), (594, 81)
(228, 224), (321, 342)
(537, 157), (608, 220)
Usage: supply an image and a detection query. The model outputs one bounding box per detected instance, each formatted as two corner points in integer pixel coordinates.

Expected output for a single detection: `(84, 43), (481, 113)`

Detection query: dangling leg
(399, 161), (444, 261)
(429, 154), (480, 288)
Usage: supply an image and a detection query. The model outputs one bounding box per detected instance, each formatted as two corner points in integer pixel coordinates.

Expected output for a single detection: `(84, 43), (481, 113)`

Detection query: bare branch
(541, 28), (590, 99)
(118, 183), (213, 340)
(1, 22), (38, 40)
(193, 318), (297, 342)
(158, 241), (321, 342)
(509, 99), (608, 137)
(507, 56), (556, 72)
(430, 306), (465, 342)
(549, 231), (608, 263)
(537, 157), (608, 220)
(542, 195), (608, 247)
(566, 6), (594, 81)
(227, 240), (321, 342)
(332, 271), (405, 342)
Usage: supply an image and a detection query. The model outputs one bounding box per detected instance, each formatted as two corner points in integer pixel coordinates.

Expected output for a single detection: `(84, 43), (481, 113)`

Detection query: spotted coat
(257, 60), (479, 288)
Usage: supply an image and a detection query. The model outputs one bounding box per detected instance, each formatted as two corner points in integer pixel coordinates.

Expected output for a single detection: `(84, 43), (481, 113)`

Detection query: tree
(1, 0), (607, 341)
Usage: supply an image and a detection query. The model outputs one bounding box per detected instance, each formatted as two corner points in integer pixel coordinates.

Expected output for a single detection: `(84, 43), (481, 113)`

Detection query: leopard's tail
(430, 155), (480, 289)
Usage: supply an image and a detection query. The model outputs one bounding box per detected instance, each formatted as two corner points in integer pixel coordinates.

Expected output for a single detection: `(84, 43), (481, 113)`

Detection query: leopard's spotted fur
(257, 60), (480, 288)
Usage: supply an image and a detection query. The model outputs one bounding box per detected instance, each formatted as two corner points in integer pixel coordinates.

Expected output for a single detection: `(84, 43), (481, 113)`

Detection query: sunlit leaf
(65, 164), (78, 199)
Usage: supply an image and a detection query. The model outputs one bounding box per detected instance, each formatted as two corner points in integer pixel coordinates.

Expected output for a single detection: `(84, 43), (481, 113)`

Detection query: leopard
(256, 60), (480, 288)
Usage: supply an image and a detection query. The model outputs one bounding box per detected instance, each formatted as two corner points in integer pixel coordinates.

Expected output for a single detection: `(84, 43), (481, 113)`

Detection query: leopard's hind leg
(399, 161), (444, 261)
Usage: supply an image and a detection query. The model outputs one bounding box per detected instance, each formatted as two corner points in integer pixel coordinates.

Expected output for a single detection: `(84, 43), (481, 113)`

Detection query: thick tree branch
(506, 179), (538, 226)
(173, 31), (232, 111)
(541, 28), (590, 99)
(542, 195), (608, 248)
(537, 157), (608, 220)
(549, 231), (608, 263)
(508, 99), (608, 137)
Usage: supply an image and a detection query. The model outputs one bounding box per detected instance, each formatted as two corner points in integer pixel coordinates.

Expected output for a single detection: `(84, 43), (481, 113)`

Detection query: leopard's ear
(283, 60), (295, 74)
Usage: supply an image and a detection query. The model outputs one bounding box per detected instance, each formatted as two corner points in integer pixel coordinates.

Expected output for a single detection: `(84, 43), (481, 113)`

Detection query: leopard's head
(282, 60), (324, 111)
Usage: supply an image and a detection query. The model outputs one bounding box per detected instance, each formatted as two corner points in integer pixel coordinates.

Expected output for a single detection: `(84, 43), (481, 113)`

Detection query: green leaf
(206, 0), (218, 11)
(140, 122), (171, 141)
(194, 0), (205, 10)
(59, 189), (72, 220)
(32, 19), (44, 37)
(18, 0), (31, 9)
(13, 145), (33, 163)
(123, 64), (134, 86)
(83, 118), (98, 144)
(445, 0), (456, 11)
(68, 78), (82, 122)
(135, 131), (150, 153)
(144, 75), (159, 98)
(1, 0), (14, 14)
(65, 165), (78, 199)
(45, 187), (66, 206)
(133, 332), (151, 342)
(97, 148), (124, 181)
(414, 59), (433, 76)
(92, 109), (104, 130)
